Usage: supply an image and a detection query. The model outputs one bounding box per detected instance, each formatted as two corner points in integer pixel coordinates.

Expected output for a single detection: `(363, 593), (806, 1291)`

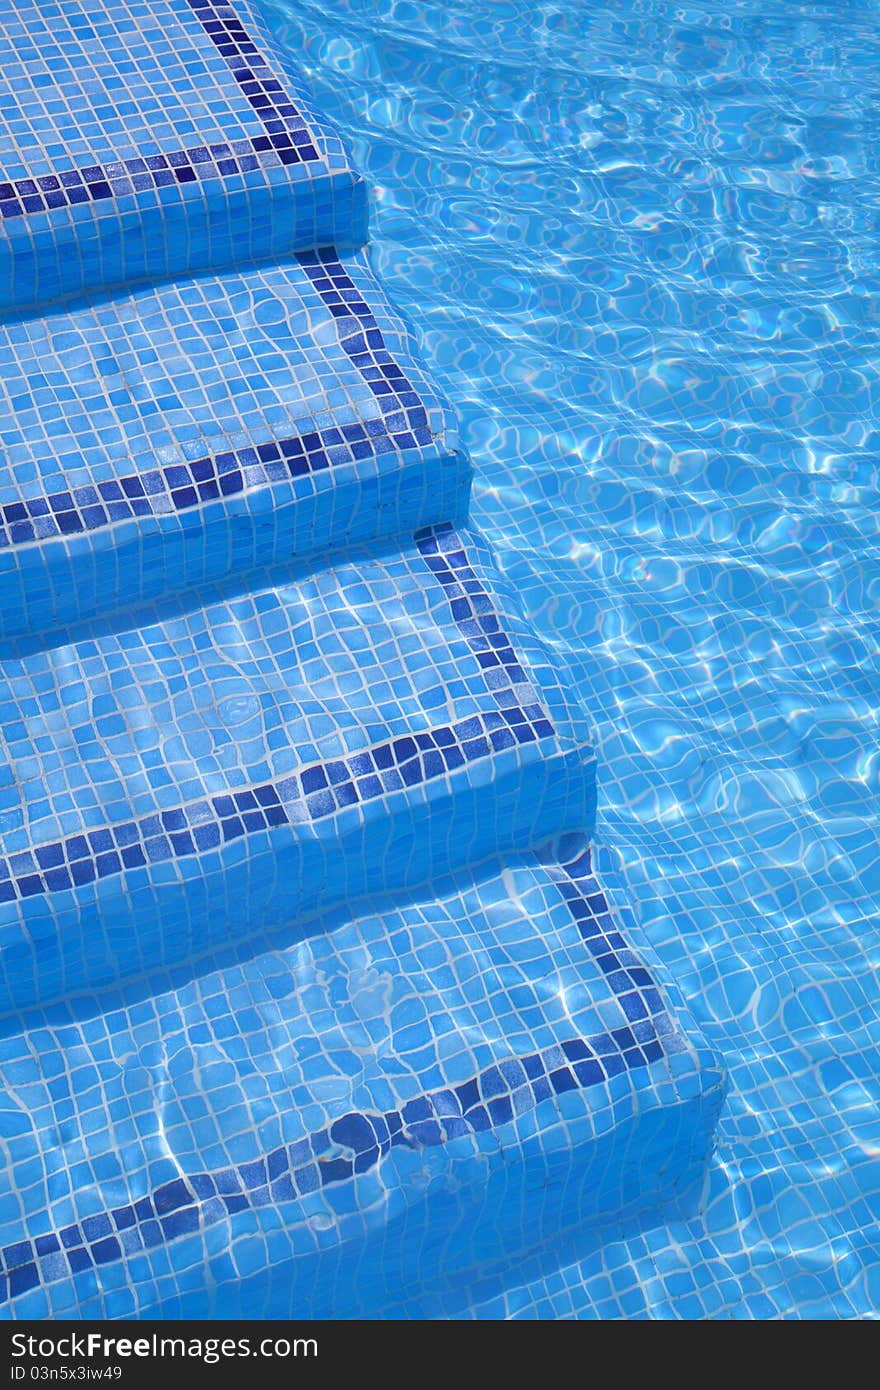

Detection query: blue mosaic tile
(282, 0), (880, 1320)
(0, 0), (367, 310)
(0, 527), (595, 1015)
(0, 0), (729, 1326)
(0, 249), (468, 641)
(0, 847), (723, 1317)
(1, 703), (557, 908)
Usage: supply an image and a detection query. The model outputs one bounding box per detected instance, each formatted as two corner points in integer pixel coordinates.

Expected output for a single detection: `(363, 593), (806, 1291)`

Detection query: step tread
(0, 527), (595, 1011)
(0, 528), (575, 856)
(0, 250), (455, 524)
(0, 249), (467, 637)
(0, 0), (366, 309)
(0, 852), (724, 1318)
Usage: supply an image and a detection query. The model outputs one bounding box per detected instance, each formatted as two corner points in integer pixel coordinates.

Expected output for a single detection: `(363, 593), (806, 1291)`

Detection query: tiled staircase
(0, 0), (725, 1318)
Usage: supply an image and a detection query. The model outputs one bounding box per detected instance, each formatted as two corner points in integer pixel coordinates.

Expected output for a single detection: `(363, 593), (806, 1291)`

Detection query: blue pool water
(2, 0), (726, 1320)
(0, 0), (876, 1322)
(261, 0), (880, 1317)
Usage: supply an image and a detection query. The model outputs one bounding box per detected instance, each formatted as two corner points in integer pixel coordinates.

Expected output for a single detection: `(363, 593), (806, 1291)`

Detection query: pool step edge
(0, 850), (726, 1318)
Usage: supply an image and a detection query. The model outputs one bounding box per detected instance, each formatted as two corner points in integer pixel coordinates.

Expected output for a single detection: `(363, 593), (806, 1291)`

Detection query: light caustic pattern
(265, 0), (880, 1318)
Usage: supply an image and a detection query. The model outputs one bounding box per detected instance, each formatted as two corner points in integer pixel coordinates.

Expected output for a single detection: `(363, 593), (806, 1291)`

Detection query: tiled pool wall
(0, 0), (725, 1319)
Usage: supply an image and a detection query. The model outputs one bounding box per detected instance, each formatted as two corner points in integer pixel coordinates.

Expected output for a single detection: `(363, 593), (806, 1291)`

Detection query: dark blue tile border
(415, 523), (537, 697)
(298, 248), (427, 444)
(0, 414), (427, 551)
(0, 862), (671, 1309)
(184, 0), (315, 143)
(554, 851), (668, 1029)
(0, 2), (322, 222)
(0, 684), (553, 908)
(0, 250), (435, 553)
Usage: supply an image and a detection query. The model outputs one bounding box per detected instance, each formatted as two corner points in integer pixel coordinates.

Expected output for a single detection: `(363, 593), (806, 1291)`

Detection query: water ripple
(267, 0), (880, 1319)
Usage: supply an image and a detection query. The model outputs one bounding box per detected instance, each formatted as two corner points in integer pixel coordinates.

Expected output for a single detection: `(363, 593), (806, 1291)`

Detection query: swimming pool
(261, 0), (880, 1318)
(0, 0), (876, 1322)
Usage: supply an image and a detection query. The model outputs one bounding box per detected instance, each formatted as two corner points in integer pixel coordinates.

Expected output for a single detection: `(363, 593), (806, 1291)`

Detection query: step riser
(0, 747), (596, 1017)
(0, 0), (368, 315)
(1, 173), (368, 320)
(0, 450), (471, 643)
(253, 1089), (721, 1321)
(6, 1081), (722, 1319)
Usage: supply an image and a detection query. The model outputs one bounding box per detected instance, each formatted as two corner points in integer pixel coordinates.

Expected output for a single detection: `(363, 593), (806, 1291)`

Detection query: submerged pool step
(0, 0), (729, 1324)
(0, 249), (468, 643)
(0, 0), (367, 314)
(0, 849), (725, 1318)
(0, 526), (595, 1016)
